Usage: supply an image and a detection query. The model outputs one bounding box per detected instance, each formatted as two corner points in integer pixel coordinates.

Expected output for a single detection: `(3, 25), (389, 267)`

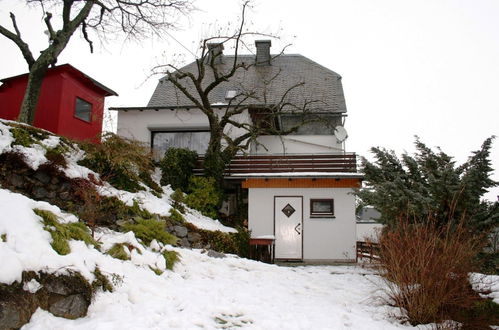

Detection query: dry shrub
(378, 217), (486, 325)
(78, 133), (160, 193)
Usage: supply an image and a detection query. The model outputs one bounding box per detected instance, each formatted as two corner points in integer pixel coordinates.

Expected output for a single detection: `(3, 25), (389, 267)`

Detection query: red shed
(0, 64), (117, 142)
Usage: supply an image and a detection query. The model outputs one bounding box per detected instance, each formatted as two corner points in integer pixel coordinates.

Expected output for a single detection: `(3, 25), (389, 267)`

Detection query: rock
(173, 225), (188, 238)
(8, 174), (24, 188)
(59, 182), (71, 192)
(0, 295), (38, 330)
(44, 279), (72, 295)
(34, 171), (51, 184)
(187, 232), (202, 243)
(0, 301), (22, 330)
(32, 187), (49, 199)
(207, 250), (226, 259)
(59, 191), (71, 200)
(180, 237), (191, 248)
(48, 294), (88, 319)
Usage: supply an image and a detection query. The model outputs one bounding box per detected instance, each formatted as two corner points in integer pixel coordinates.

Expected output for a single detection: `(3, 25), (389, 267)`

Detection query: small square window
(310, 199), (335, 218)
(225, 90), (237, 100)
(75, 97), (92, 122)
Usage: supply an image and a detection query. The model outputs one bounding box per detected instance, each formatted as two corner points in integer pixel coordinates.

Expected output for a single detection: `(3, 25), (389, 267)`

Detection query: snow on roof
(229, 172), (364, 178)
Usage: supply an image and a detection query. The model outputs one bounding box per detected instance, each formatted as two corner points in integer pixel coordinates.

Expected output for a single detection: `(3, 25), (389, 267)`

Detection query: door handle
(294, 223), (301, 235)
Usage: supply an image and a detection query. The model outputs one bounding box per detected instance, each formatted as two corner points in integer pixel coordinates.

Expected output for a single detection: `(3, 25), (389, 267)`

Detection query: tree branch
(0, 13), (35, 68)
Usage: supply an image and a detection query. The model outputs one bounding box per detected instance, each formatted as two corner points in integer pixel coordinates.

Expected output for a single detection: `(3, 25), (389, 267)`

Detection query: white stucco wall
(117, 110), (343, 156)
(248, 187), (356, 261)
(117, 108), (252, 157)
(356, 223), (384, 242)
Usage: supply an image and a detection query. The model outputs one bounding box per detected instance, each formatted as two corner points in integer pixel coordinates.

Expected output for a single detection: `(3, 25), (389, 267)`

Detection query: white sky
(1, 0), (498, 201)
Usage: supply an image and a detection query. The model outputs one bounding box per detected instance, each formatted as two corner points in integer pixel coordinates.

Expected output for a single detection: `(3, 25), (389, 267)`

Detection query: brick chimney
(206, 43), (224, 65)
(255, 40), (272, 66)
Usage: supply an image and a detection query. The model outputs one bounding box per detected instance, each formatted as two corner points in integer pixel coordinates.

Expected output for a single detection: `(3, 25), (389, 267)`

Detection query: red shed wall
(57, 73), (104, 143)
(0, 70), (105, 142)
(0, 73), (63, 134)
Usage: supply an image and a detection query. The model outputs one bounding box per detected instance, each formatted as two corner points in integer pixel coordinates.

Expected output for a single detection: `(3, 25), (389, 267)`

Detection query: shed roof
(0, 64), (118, 97)
(145, 54), (346, 113)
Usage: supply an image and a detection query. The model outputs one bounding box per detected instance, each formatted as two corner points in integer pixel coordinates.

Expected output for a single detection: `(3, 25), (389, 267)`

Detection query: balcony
(194, 153), (357, 177)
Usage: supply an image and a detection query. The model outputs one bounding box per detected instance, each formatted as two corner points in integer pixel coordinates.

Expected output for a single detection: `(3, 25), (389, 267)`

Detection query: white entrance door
(274, 196), (303, 259)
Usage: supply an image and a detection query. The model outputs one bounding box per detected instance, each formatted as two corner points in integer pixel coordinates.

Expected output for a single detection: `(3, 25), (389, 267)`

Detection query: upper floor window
(280, 114), (342, 135)
(75, 97), (92, 122)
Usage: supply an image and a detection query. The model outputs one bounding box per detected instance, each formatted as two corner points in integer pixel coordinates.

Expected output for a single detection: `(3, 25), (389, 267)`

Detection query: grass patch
(106, 243), (130, 261)
(1, 233), (6, 242)
(34, 208), (100, 255)
(169, 208), (184, 223)
(121, 217), (177, 246)
(149, 266), (164, 276)
(92, 267), (114, 292)
(162, 250), (180, 270)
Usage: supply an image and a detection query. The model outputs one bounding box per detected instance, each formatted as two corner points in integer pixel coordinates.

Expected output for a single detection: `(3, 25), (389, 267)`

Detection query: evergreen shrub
(121, 218), (177, 246)
(185, 177), (221, 219)
(159, 147), (198, 191)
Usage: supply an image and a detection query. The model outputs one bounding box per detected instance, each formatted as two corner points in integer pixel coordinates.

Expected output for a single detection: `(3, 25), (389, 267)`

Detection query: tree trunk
(18, 63), (49, 124)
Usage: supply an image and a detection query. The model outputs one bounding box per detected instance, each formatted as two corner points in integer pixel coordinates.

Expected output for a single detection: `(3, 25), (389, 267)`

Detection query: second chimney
(206, 43), (224, 65)
(255, 40), (272, 66)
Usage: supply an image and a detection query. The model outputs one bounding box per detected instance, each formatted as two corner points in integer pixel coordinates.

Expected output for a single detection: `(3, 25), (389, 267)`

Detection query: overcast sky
(1, 0), (498, 200)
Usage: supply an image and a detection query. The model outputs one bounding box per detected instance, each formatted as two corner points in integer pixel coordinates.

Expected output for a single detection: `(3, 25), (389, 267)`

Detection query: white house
(112, 40), (362, 262)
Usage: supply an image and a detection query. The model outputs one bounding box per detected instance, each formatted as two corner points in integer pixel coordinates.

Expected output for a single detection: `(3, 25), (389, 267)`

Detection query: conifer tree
(357, 137), (498, 232)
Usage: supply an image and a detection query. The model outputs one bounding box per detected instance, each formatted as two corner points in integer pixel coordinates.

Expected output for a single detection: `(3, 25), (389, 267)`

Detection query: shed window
(310, 199), (335, 218)
(75, 97), (92, 122)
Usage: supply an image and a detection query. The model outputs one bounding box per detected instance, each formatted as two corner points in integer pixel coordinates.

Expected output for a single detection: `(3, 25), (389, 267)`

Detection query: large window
(280, 114), (342, 135)
(74, 97), (92, 122)
(152, 130), (210, 159)
(310, 199), (335, 218)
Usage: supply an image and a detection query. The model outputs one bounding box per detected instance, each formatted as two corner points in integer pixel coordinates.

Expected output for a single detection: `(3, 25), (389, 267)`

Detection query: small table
(249, 238), (275, 263)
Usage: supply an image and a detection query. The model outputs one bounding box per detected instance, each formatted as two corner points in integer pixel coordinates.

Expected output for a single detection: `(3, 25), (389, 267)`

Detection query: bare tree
(0, 0), (193, 124)
(157, 1), (331, 188)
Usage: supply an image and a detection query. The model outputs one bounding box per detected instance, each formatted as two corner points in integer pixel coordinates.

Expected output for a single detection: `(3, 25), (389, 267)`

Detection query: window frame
(310, 198), (335, 218)
(74, 97), (93, 123)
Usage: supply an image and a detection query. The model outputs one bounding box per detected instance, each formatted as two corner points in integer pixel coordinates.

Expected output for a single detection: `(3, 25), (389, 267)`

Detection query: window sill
(310, 215), (336, 219)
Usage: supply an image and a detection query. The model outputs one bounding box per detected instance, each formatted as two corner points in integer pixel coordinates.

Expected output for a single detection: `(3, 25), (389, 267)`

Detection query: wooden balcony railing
(194, 153), (357, 176)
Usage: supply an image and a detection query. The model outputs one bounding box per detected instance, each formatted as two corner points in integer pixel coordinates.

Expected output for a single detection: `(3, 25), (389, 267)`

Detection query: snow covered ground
(1, 120), (497, 329)
(0, 188), (408, 330)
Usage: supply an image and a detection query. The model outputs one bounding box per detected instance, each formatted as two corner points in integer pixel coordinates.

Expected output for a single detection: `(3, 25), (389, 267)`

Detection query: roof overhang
(0, 63), (118, 97)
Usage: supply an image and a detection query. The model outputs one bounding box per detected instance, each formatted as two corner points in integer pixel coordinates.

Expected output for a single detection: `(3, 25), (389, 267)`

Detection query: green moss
(121, 218), (177, 246)
(11, 127), (35, 147)
(1, 233), (6, 242)
(34, 208), (100, 255)
(169, 208), (184, 223)
(107, 243), (130, 261)
(162, 250), (180, 270)
(92, 267), (114, 292)
(45, 147), (68, 168)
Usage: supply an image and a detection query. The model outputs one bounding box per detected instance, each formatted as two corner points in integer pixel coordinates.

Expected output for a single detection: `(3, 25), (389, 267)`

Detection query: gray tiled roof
(147, 54), (347, 113)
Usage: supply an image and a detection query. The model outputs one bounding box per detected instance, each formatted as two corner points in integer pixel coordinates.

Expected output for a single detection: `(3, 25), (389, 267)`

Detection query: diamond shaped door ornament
(281, 203), (296, 218)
